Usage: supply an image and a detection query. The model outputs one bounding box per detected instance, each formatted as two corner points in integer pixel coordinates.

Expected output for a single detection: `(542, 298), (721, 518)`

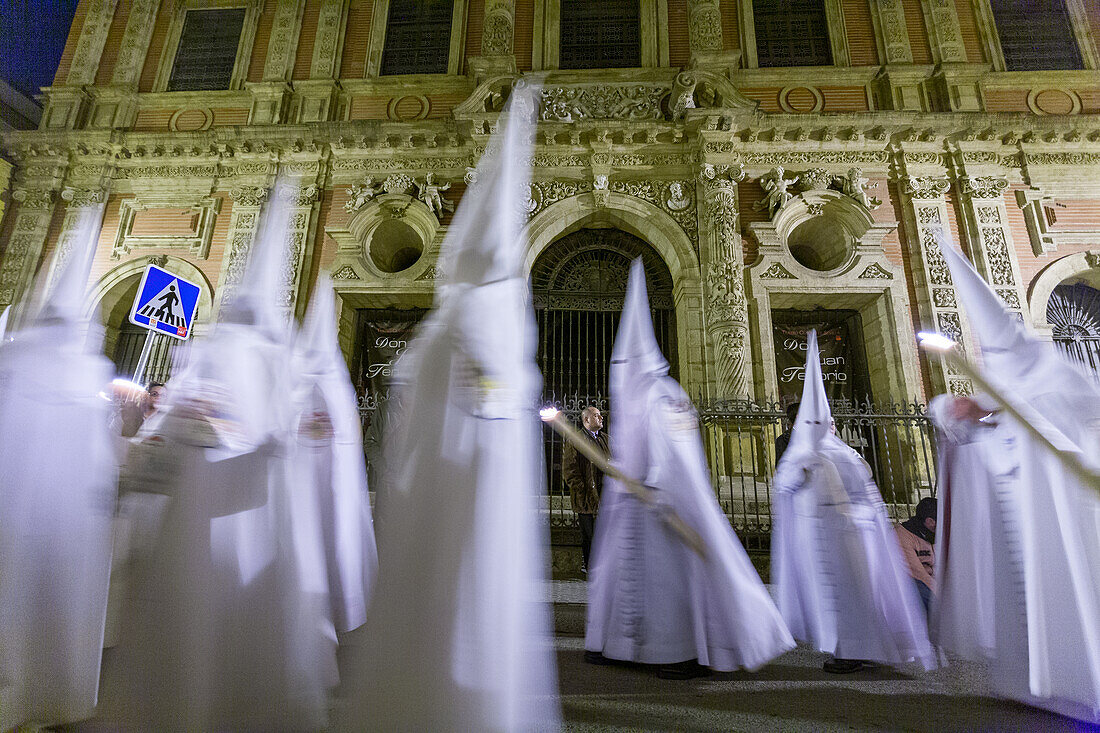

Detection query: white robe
(586, 379), (795, 670)
(0, 324), (116, 729)
(772, 435), (936, 668)
(102, 329), (334, 731)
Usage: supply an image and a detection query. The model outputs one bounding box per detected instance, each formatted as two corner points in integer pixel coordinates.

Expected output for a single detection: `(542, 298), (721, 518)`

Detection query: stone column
(921, 0), (985, 111)
(51, 186), (110, 276)
(469, 0), (519, 80)
(898, 175), (973, 396)
(296, 0), (349, 122)
(699, 162), (751, 399)
(279, 183), (322, 319)
(956, 175), (1029, 319)
(217, 186), (269, 309)
(89, 0), (161, 128)
(0, 187), (57, 310)
(66, 0), (120, 87)
(250, 0), (306, 124)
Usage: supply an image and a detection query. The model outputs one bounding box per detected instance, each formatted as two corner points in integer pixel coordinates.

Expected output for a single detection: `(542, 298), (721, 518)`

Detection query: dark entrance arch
(531, 227), (678, 399)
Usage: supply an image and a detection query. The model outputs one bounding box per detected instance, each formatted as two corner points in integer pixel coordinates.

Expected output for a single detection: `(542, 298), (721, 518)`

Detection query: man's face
(582, 409), (603, 432)
(147, 386), (166, 411)
(923, 516), (937, 534)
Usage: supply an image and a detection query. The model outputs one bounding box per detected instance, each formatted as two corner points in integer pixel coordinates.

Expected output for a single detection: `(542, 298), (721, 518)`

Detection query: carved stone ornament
(796, 168), (833, 192)
(1086, 251), (1100, 269)
(959, 176), (1009, 200)
(540, 84), (667, 123)
(416, 173), (455, 219)
(838, 168), (882, 210)
(230, 186), (269, 207)
(593, 174), (610, 208)
(858, 262), (893, 279)
(276, 184), (320, 207)
(759, 262), (797, 279)
(753, 167), (800, 219)
(331, 265), (360, 280)
(903, 176), (951, 200)
(345, 179), (382, 212)
(668, 72), (698, 121)
(382, 174), (416, 195)
(464, 166), (478, 185)
(416, 265), (443, 281)
(665, 182), (691, 212)
(61, 187), (107, 207)
(12, 187), (56, 210)
(482, 7), (514, 56)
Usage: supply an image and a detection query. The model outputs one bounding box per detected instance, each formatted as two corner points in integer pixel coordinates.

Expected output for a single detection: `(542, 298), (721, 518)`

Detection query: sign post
(127, 264), (202, 383)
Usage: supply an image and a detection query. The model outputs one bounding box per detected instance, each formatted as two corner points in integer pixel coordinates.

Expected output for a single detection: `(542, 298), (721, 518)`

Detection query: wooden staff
(540, 407), (708, 559)
(919, 332), (1100, 498)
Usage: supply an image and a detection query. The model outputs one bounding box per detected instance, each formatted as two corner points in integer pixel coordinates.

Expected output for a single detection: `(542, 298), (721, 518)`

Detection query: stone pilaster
(217, 185), (269, 307)
(699, 162), (751, 399)
(88, 0), (160, 128)
(278, 183), (322, 318)
(263, 0), (306, 81)
(0, 187), (57, 310)
(920, 0), (968, 64)
(870, 0), (913, 64)
(45, 186), (110, 286)
(66, 0), (120, 87)
(898, 175), (973, 396)
(311, 0), (348, 78)
(955, 175), (1028, 319)
(468, 0), (519, 80)
(686, 0), (740, 70)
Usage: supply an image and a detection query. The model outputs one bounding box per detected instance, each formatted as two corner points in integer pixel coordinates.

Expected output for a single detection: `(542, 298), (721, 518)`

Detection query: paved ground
(551, 581), (1100, 733)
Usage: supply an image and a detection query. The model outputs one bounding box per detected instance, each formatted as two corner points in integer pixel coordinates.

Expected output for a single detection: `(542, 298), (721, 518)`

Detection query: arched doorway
(98, 274), (178, 384)
(1047, 281), (1100, 378)
(531, 227), (677, 400)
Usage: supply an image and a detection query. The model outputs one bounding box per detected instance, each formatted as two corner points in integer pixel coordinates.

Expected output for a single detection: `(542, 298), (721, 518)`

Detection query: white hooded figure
(0, 211), (117, 729)
(290, 273), (378, 633)
(337, 79), (560, 732)
(772, 331), (935, 671)
(103, 181), (335, 731)
(585, 258), (795, 676)
(933, 233), (1100, 723)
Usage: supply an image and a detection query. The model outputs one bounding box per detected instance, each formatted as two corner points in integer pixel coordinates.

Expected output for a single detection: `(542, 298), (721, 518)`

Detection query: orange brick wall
(667, 0), (690, 69)
(902, 0), (933, 65)
(514, 0), (534, 71)
(466, 0), (485, 62)
(138, 6), (173, 92)
(293, 0), (323, 80)
(844, 0), (879, 66)
(954, 0), (987, 64)
(340, 0), (374, 78)
(720, 0), (739, 52)
(247, 3), (278, 83)
(93, 0), (132, 85)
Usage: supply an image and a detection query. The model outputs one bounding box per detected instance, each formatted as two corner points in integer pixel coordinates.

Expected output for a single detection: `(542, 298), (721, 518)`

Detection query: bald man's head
(581, 406), (603, 433)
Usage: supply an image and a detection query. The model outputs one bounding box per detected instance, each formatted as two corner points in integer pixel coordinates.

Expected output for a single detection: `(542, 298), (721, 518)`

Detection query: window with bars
(380, 0), (454, 75)
(559, 0), (641, 70)
(753, 0), (832, 67)
(167, 8), (246, 91)
(989, 0), (1083, 71)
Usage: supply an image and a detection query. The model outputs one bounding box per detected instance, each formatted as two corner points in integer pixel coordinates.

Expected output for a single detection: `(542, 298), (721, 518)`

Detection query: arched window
(380, 0), (455, 75)
(989, 0), (1083, 71)
(752, 0), (832, 67)
(559, 0), (641, 69)
(1048, 282), (1100, 378)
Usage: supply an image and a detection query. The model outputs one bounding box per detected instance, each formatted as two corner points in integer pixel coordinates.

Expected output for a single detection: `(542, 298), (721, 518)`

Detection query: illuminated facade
(2, 0), (1100, 404)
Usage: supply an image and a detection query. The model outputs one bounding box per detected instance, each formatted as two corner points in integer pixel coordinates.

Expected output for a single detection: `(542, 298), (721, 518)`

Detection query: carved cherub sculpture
(417, 173), (454, 218)
(839, 167), (882, 210)
(753, 166), (800, 219)
(344, 178), (380, 213)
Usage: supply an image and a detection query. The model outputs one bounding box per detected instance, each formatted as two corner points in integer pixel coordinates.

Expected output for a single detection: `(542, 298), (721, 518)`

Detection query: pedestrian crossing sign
(128, 264), (201, 340)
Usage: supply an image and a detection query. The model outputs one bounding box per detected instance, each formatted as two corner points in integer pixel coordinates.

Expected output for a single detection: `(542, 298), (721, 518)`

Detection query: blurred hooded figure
(772, 330), (935, 674)
(103, 180), (334, 731)
(931, 232), (1100, 723)
(0, 210), (117, 729)
(290, 273), (377, 633)
(337, 79), (560, 732)
(585, 259), (794, 679)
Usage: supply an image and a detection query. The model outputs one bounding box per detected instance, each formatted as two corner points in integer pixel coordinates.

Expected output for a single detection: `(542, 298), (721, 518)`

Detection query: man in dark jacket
(562, 406), (609, 573)
(774, 401), (800, 466)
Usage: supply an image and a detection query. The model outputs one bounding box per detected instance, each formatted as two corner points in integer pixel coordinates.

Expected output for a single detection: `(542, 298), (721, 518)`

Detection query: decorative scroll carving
(331, 265), (360, 280)
(12, 187), (57, 210)
(230, 186), (269, 208)
(926, 0), (968, 62)
(526, 180), (593, 217)
(903, 176), (951, 200)
(668, 72), (697, 121)
(759, 262), (797, 279)
(0, 189), (58, 307)
(61, 187), (108, 207)
(958, 176), (1009, 200)
(540, 85), (667, 122)
(858, 263), (893, 279)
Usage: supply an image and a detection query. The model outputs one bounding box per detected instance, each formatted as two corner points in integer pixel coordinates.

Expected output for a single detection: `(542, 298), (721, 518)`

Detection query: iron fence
(361, 393), (939, 550)
(1055, 336), (1100, 383)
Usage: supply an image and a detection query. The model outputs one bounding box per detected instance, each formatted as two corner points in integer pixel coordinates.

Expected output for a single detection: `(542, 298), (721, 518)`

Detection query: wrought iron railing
(1055, 336), (1100, 383)
(360, 393), (939, 550)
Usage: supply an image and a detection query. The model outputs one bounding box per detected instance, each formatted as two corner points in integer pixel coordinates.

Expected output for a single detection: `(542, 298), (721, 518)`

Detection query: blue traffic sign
(128, 265), (201, 340)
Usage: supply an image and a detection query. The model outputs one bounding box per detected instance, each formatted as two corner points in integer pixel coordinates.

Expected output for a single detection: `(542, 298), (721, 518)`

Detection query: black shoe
(584, 650), (613, 665)
(822, 658), (867, 674)
(657, 659), (712, 680)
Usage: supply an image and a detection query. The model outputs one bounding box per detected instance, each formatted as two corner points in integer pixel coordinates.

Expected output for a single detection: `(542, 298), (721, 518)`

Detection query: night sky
(1, 0), (81, 99)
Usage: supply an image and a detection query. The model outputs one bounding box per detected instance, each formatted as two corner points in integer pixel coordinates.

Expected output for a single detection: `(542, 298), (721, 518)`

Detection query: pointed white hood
(787, 330), (833, 457)
(612, 258), (669, 379)
(220, 178), (295, 342)
(36, 209), (101, 327)
(295, 273), (342, 377)
(436, 78), (541, 294)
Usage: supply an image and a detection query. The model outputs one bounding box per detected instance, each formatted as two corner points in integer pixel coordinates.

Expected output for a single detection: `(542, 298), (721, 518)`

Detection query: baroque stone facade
(2, 0), (1100, 404)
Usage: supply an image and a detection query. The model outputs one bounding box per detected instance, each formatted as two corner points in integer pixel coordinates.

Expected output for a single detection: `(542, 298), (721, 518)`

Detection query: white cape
(587, 259), (794, 670)
(772, 332), (935, 668)
(0, 214), (116, 730)
(291, 276), (377, 633)
(936, 235), (1100, 722)
(0, 323), (116, 729)
(337, 80), (559, 732)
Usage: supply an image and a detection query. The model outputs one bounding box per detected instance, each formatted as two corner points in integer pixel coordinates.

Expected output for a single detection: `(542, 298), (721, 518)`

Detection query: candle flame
(539, 406), (560, 421)
(917, 331), (957, 353)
